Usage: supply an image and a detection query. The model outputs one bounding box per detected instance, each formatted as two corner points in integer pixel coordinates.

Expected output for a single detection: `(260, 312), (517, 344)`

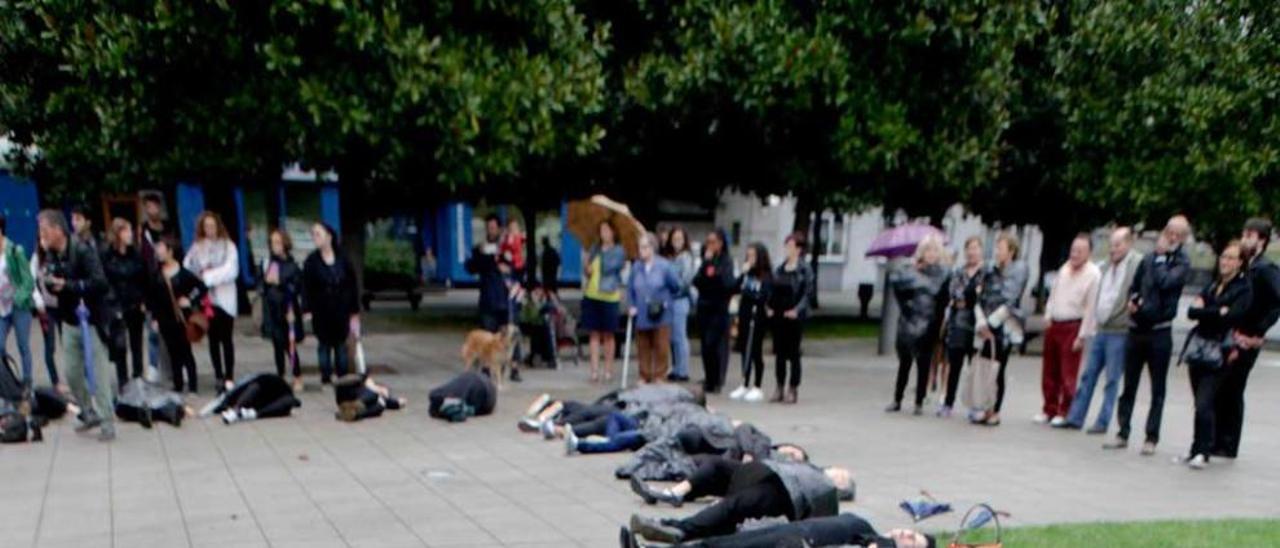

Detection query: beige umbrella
(566, 195), (646, 259)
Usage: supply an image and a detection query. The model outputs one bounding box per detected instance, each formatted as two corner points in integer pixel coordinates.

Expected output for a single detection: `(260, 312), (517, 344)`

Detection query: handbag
(165, 274), (208, 343)
(1179, 329), (1226, 370)
(646, 299), (666, 320)
(948, 504), (1004, 548)
(960, 342), (1000, 411)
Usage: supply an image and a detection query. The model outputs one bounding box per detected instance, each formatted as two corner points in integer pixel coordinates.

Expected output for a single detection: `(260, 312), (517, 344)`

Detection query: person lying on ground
(199, 373), (301, 425)
(615, 421), (779, 481)
(626, 449), (815, 507)
(115, 378), (194, 428)
(428, 370), (497, 422)
(627, 458), (855, 545)
(621, 513), (933, 548)
(334, 373), (407, 422)
(517, 384), (706, 437)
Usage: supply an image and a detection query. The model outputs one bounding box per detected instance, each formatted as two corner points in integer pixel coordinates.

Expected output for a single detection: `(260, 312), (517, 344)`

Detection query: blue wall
(175, 181), (206, 252)
(0, 171), (39, 253)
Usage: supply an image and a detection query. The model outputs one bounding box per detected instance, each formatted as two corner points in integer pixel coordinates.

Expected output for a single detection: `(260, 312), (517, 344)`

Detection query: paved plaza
(3, 328), (1278, 547)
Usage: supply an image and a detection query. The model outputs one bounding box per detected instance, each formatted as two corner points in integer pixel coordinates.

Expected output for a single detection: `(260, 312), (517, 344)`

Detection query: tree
(1052, 0), (1280, 247)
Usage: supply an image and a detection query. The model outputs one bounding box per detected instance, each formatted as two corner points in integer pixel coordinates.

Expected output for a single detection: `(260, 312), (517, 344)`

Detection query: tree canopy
(1, 0), (1276, 244)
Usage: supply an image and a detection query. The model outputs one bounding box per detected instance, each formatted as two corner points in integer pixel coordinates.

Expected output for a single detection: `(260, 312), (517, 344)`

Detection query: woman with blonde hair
(183, 211), (240, 393)
(970, 232), (1030, 426)
(886, 234), (950, 414)
(102, 217), (148, 386)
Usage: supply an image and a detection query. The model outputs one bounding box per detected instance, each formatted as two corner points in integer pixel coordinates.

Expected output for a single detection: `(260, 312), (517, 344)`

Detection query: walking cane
(76, 300), (98, 393)
(620, 314), (634, 390)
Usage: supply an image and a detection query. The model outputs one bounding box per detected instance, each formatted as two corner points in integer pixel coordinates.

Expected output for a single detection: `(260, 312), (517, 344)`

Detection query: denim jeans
(317, 341), (349, 382)
(670, 297), (692, 377)
(0, 309), (34, 386)
(577, 412), (644, 454)
(1066, 332), (1127, 430)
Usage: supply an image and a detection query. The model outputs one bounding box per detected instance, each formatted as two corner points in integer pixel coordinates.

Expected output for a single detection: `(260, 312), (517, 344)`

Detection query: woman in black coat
(693, 229), (736, 394)
(145, 237), (206, 393)
(260, 229), (304, 388)
(102, 219), (148, 386)
(302, 223), (360, 385)
(1178, 240), (1252, 470)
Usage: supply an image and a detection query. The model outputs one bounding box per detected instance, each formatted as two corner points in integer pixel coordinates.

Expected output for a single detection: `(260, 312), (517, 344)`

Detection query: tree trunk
(792, 193), (820, 310)
(338, 171), (369, 305)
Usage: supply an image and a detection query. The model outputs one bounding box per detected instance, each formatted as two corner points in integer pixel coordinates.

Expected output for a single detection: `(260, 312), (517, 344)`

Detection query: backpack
(0, 402), (29, 443)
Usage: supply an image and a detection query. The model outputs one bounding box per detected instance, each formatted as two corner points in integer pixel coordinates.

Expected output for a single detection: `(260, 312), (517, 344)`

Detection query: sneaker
(74, 412), (103, 433)
(564, 425), (579, 455)
(1188, 454), (1207, 470)
(97, 425), (116, 442)
(525, 394), (552, 417)
(540, 420), (557, 440)
(936, 405), (952, 418)
(629, 515), (685, 544)
(743, 387), (764, 402)
(1086, 425), (1108, 435)
(1031, 412), (1050, 424)
(1049, 416), (1068, 427)
(221, 409), (240, 425)
(728, 386), (748, 400)
(518, 417), (542, 433)
(1102, 437), (1128, 450)
(629, 476), (684, 508)
(884, 402), (902, 413)
(1140, 441), (1157, 456)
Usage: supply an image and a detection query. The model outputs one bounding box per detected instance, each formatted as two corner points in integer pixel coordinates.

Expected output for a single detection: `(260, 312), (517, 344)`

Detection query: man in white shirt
(1059, 228), (1142, 432)
(1038, 234), (1101, 426)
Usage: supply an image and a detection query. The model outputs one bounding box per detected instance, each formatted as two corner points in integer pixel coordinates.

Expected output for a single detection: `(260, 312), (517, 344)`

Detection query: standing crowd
(881, 214), (1278, 470)
(465, 217), (816, 404)
(0, 197), (365, 442)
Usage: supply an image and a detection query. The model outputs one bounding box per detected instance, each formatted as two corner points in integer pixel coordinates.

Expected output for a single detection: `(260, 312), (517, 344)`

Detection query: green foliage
(364, 236), (415, 277)
(997, 518), (1280, 547)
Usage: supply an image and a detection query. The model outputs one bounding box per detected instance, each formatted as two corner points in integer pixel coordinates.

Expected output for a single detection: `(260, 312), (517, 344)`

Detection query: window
(811, 211), (846, 261)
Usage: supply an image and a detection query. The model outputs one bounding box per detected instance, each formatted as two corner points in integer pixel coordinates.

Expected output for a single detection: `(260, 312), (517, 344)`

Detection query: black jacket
(769, 261), (814, 320)
(47, 239), (111, 328)
(465, 244), (509, 314)
(946, 264), (982, 349)
(1239, 256), (1280, 337)
(102, 246), (147, 313)
(1129, 247), (1191, 331)
(736, 271), (772, 323)
(428, 371), (497, 418)
(146, 266), (207, 329)
(259, 254), (304, 341)
(728, 460), (838, 521)
(694, 251), (736, 312)
(891, 263), (950, 345)
(302, 250), (360, 345)
(1187, 273), (1252, 341)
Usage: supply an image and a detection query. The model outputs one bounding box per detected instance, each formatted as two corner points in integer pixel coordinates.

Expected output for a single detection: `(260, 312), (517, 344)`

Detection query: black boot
(629, 476), (684, 507)
(629, 515), (684, 544)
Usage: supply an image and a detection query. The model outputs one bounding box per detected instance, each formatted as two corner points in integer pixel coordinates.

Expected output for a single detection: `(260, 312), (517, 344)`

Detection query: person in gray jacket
(971, 233), (1029, 426)
(663, 227), (698, 382)
(886, 236), (950, 415)
(627, 458), (855, 545)
(1060, 227), (1143, 433)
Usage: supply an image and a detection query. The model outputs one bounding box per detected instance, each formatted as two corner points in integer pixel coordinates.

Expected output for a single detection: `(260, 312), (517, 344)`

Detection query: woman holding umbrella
(885, 235), (950, 415)
(260, 229), (304, 391)
(582, 220), (626, 383)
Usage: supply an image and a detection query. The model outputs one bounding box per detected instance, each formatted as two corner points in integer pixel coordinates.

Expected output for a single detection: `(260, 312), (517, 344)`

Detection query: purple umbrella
(865, 224), (946, 258)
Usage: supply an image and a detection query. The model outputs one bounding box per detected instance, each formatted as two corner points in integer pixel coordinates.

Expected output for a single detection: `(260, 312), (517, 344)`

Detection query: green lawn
(969, 519), (1280, 547)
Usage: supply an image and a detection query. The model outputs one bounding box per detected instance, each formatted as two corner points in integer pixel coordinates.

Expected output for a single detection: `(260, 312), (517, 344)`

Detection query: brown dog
(460, 326), (519, 389)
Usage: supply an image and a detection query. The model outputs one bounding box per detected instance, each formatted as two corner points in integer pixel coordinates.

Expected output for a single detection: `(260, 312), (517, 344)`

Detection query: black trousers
(1115, 328), (1173, 443)
(986, 337), (1013, 413)
(677, 475), (792, 540)
(737, 314), (766, 388)
(944, 346), (971, 407)
(231, 382), (298, 418)
(556, 401), (616, 434)
(109, 308), (145, 386)
(1188, 365), (1225, 458)
(685, 455), (742, 500)
(1213, 347), (1258, 457)
(158, 321), (198, 392)
(894, 336), (934, 407)
(773, 318), (803, 388)
(208, 308), (236, 382)
(692, 514), (880, 548)
(698, 308), (731, 393)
